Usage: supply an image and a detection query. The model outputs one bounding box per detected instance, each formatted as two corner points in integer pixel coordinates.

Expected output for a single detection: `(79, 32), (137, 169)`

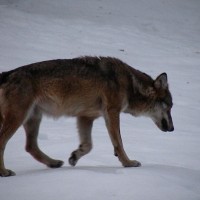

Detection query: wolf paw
(123, 160), (141, 167)
(47, 160), (64, 168)
(0, 169), (16, 177)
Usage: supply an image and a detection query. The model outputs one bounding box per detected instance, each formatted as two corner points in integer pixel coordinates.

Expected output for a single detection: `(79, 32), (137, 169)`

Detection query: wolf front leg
(104, 108), (141, 167)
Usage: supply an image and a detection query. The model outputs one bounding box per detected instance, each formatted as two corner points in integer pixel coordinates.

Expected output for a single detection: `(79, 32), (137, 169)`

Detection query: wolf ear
(154, 73), (168, 89)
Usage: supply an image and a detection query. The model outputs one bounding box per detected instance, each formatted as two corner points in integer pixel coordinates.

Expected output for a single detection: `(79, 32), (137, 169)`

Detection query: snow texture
(0, 0), (200, 199)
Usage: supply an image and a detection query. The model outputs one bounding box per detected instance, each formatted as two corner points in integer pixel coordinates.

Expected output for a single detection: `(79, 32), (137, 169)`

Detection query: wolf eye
(162, 102), (168, 109)
(162, 101), (173, 111)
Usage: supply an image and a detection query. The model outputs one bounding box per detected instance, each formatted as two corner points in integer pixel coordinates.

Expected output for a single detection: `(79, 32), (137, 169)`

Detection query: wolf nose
(168, 126), (174, 132)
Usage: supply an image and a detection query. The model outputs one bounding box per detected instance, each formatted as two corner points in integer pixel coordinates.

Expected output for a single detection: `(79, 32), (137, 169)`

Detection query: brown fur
(0, 56), (174, 177)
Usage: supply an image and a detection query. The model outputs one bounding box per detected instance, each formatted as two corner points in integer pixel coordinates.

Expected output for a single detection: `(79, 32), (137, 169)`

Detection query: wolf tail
(0, 73), (4, 128)
(0, 110), (2, 130)
(0, 71), (12, 85)
(0, 72), (9, 127)
(0, 72), (6, 85)
(0, 67), (20, 85)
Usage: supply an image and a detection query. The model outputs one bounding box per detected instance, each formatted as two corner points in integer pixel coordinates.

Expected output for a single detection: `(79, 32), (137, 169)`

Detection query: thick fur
(0, 56), (174, 177)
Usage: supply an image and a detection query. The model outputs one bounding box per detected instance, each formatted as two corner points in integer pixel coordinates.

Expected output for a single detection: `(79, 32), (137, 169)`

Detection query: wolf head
(149, 73), (174, 132)
(128, 72), (174, 132)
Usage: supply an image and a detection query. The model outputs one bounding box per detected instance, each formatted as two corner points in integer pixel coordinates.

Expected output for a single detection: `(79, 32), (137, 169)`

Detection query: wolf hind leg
(23, 107), (64, 168)
(0, 113), (26, 177)
(69, 116), (93, 166)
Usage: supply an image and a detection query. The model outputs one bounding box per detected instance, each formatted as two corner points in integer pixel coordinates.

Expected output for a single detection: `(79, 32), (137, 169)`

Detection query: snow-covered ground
(0, 0), (200, 199)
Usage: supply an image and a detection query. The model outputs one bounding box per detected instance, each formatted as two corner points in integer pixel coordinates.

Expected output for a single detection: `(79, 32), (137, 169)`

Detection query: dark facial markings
(161, 118), (168, 131)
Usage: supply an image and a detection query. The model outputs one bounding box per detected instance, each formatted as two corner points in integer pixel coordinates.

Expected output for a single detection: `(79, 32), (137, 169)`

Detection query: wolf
(0, 56), (174, 177)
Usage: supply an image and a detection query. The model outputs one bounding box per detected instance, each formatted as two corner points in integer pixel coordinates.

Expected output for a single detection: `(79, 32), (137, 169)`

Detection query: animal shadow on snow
(17, 165), (124, 177)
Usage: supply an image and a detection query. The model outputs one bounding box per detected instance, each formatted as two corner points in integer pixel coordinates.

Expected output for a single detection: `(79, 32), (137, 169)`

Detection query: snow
(0, 0), (200, 199)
